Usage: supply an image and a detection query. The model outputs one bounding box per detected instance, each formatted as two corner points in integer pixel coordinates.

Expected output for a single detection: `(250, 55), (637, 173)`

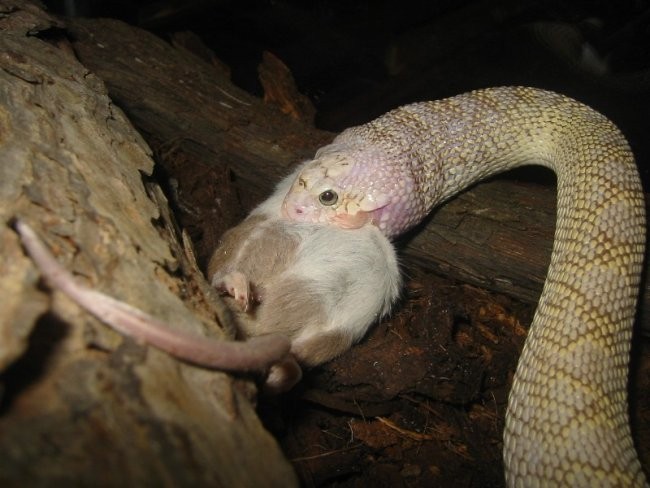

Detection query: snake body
(282, 86), (647, 485)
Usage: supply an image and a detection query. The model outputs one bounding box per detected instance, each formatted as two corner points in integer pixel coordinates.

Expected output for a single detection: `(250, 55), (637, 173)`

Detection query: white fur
(212, 161), (401, 367)
(289, 223), (400, 345)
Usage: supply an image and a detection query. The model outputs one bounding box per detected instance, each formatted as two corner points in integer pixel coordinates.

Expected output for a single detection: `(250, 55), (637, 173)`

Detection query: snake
(281, 86), (647, 486)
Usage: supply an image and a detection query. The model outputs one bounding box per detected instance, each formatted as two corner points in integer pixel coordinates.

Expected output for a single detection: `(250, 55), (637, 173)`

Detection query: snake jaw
(331, 209), (373, 229)
(328, 193), (392, 229)
(357, 192), (392, 213)
(282, 192), (374, 228)
(282, 183), (392, 229)
(282, 145), (402, 231)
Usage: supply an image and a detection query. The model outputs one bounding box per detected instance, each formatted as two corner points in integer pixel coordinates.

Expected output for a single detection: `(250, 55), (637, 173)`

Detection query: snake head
(281, 141), (414, 237)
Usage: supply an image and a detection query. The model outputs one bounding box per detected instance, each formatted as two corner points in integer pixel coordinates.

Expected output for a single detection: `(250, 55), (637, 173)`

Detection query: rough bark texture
(66, 15), (332, 268)
(0, 2), (296, 485)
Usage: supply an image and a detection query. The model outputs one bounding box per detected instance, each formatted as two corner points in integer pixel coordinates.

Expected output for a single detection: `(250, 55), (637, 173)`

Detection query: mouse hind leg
(253, 276), (358, 367)
(290, 330), (356, 367)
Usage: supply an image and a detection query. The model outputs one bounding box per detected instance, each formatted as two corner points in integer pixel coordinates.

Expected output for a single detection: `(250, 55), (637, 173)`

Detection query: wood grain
(0, 2), (297, 485)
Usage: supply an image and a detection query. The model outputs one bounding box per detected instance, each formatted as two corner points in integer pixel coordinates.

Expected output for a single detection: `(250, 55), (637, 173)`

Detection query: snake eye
(318, 190), (338, 206)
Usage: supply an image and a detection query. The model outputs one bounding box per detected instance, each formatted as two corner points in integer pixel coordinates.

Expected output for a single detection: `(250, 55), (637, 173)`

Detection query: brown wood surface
(0, 2), (296, 486)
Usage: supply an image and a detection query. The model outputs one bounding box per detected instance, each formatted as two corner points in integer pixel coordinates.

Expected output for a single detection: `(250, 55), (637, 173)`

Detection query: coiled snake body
(282, 86), (647, 486)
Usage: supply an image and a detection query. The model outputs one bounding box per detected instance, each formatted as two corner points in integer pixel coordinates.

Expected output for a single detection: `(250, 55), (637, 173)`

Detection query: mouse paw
(212, 271), (252, 312)
(263, 355), (303, 395)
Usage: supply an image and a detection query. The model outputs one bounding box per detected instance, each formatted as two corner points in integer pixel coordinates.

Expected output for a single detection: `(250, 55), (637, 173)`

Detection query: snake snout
(282, 201), (307, 220)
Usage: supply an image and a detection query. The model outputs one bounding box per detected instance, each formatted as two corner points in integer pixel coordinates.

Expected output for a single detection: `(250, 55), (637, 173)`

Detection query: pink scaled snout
(282, 200), (308, 221)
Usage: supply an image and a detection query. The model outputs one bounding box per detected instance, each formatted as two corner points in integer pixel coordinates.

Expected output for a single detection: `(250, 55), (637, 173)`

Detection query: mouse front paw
(212, 271), (252, 312)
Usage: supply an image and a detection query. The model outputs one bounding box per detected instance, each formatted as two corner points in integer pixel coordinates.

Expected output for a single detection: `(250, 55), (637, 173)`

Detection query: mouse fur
(209, 166), (401, 368)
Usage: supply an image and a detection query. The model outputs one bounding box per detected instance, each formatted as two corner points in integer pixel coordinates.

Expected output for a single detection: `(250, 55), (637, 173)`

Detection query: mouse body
(209, 167), (401, 367)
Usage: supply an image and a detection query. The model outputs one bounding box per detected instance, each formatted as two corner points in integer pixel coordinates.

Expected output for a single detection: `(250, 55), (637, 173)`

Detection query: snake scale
(282, 86), (647, 486)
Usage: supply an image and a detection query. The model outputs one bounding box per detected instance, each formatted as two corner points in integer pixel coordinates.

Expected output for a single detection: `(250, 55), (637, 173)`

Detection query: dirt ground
(259, 266), (650, 487)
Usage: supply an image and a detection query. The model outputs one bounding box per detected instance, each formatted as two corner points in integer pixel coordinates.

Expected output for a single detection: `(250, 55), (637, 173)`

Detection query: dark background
(43, 0), (650, 186)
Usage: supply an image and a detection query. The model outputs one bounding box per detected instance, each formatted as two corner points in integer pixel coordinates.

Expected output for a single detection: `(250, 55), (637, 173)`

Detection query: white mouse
(209, 165), (402, 369)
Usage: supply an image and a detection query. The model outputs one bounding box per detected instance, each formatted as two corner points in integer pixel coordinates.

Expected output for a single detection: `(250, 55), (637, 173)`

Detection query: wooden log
(67, 17), (649, 334)
(67, 16), (333, 267)
(401, 175), (555, 305)
(0, 1), (296, 485)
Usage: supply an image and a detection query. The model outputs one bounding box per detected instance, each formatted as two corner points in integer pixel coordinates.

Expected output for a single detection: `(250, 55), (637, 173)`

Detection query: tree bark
(0, 1), (296, 485)
(66, 15), (649, 333)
